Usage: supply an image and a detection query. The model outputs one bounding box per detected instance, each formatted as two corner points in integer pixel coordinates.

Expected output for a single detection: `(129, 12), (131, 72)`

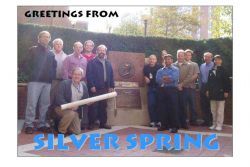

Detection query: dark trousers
(183, 88), (198, 122)
(158, 87), (179, 128)
(147, 87), (159, 123)
(79, 107), (89, 128)
(178, 90), (188, 127)
(88, 88), (108, 126)
(200, 83), (212, 126)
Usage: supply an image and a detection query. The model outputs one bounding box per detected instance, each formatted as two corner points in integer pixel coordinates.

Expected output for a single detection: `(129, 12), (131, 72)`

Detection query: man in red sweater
(83, 40), (96, 62)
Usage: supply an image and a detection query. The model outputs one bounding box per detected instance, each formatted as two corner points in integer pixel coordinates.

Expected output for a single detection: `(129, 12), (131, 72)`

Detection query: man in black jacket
(55, 67), (89, 135)
(205, 55), (230, 131)
(143, 54), (162, 127)
(23, 31), (57, 134)
(86, 44), (114, 130)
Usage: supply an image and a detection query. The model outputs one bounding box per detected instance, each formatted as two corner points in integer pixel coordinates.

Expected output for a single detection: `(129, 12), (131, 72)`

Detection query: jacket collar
(163, 64), (174, 69)
(95, 57), (108, 64)
(37, 43), (50, 51)
(52, 49), (65, 56)
(174, 61), (187, 66)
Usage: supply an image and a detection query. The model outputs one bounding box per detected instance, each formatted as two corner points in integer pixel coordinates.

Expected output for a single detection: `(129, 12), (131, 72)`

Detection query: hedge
(18, 23), (232, 82)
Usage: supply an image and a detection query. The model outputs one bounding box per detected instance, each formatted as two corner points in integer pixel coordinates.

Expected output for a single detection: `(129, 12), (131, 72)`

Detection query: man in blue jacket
(86, 44), (114, 130)
(23, 31), (57, 134)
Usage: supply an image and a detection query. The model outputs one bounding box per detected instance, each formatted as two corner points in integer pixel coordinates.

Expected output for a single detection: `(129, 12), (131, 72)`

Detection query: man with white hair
(50, 38), (68, 105)
(173, 49), (193, 129)
(55, 67), (89, 135)
(199, 52), (214, 127)
(86, 44), (114, 130)
(62, 41), (87, 80)
(184, 49), (200, 126)
(23, 31), (57, 134)
(52, 38), (68, 79)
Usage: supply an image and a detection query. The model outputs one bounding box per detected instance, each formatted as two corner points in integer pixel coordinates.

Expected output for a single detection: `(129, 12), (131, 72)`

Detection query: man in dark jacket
(205, 55), (230, 131)
(86, 44), (114, 130)
(23, 31), (57, 134)
(143, 54), (162, 127)
(55, 67), (89, 135)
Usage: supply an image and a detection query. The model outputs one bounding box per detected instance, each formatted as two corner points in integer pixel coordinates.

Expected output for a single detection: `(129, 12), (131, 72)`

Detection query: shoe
(215, 126), (222, 131)
(209, 125), (216, 130)
(58, 132), (72, 137)
(201, 122), (209, 127)
(156, 122), (161, 127)
(157, 126), (167, 131)
(190, 121), (199, 126)
(94, 120), (100, 127)
(25, 127), (34, 134)
(170, 128), (178, 133)
(181, 124), (189, 129)
(81, 124), (88, 130)
(37, 126), (52, 133)
(88, 124), (95, 130)
(149, 122), (156, 127)
(100, 124), (112, 129)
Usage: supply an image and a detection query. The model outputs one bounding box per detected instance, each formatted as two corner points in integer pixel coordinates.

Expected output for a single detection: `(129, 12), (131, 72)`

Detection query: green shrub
(18, 23), (232, 82)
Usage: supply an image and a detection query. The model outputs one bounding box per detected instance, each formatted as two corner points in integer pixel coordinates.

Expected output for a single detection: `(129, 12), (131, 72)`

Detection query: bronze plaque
(115, 88), (142, 109)
(114, 81), (139, 88)
(108, 51), (145, 87)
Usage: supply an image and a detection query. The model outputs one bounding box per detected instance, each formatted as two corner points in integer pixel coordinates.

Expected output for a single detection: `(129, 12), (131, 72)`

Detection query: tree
(211, 6), (232, 38)
(144, 7), (200, 39)
(112, 16), (144, 36)
(112, 6), (232, 39)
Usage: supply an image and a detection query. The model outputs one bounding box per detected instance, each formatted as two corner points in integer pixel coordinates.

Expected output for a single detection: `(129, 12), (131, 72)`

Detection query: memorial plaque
(115, 88), (142, 109)
(108, 51), (145, 87)
(114, 81), (139, 88)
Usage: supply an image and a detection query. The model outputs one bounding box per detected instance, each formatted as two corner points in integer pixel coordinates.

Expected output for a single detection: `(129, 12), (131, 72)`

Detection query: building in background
(17, 6), (88, 31)
(198, 6), (212, 40)
(190, 6), (212, 40)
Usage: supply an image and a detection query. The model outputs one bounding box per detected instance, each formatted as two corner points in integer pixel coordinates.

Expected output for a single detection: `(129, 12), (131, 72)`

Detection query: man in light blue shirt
(156, 54), (180, 133)
(199, 52), (214, 126)
(156, 62), (179, 88)
(200, 57), (214, 84)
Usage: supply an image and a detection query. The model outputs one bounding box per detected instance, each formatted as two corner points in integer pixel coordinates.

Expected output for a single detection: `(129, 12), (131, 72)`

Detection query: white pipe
(61, 91), (118, 110)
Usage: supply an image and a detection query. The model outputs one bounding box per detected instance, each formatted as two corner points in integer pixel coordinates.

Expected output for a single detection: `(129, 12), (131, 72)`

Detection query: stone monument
(107, 51), (149, 125)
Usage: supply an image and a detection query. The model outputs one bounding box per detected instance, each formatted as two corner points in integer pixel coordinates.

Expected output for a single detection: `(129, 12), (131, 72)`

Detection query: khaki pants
(210, 100), (225, 128)
(55, 108), (81, 135)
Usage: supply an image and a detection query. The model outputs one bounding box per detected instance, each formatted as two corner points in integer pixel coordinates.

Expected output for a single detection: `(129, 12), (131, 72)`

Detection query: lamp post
(144, 19), (148, 37)
(71, 21), (76, 29)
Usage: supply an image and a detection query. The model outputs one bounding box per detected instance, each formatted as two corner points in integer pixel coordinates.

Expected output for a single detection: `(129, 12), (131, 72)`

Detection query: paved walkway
(17, 120), (232, 157)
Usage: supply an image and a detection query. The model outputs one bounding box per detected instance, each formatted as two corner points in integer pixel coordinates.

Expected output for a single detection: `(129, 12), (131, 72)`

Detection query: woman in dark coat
(205, 55), (230, 131)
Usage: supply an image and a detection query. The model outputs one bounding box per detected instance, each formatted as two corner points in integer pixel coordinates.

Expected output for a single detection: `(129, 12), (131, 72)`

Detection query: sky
(69, 6), (150, 33)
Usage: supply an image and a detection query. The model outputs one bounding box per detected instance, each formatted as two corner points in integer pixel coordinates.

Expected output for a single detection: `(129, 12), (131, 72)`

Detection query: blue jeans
(24, 82), (51, 128)
(183, 88), (198, 122)
(147, 87), (158, 123)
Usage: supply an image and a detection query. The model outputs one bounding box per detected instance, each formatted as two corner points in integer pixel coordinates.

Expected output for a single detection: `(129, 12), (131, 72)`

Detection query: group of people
(143, 50), (230, 133)
(23, 31), (114, 135)
(22, 30), (230, 135)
